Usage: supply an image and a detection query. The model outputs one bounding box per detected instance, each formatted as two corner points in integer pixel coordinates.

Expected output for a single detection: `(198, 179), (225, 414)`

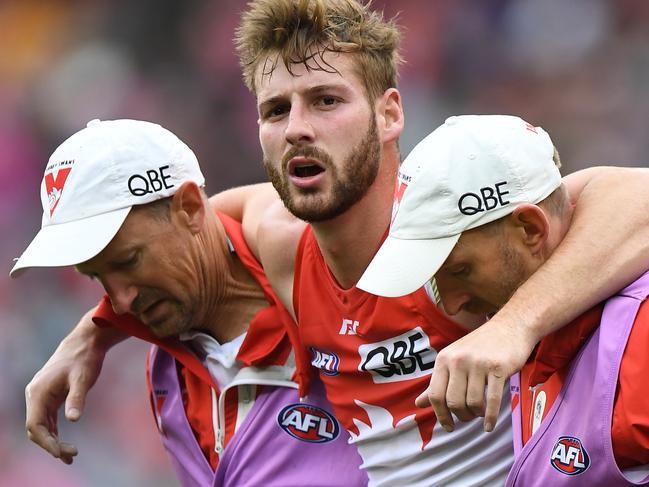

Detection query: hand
(415, 317), (537, 432)
(24, 307), (125, 464)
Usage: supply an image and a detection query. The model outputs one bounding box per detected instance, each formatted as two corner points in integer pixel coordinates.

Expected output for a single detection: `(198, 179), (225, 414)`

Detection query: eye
(114, 251), (139, 270)
(316, 95), (340, 108)
(263, 103), (289, 120)
(450, 265), (471, 278)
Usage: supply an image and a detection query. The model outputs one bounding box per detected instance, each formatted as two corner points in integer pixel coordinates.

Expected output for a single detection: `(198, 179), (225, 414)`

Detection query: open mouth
(288, 157), (325, 179)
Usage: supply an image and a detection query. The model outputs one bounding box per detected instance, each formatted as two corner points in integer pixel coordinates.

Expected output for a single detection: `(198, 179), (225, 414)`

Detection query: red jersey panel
(293, 226), (515, 486)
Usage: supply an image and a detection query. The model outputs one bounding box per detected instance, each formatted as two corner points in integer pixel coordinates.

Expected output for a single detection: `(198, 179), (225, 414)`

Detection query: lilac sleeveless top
(149, 347), (367, 486)
(507, 271), (649, 486)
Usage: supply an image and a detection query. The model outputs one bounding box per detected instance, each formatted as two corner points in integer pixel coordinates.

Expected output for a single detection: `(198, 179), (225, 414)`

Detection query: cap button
(86, 119), (101, 127)
(445, 116), (458, 126)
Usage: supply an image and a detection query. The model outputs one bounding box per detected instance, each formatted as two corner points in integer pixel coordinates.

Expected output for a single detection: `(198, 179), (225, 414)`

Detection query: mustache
(281, 145), (332, 169)
(463, 299), (497, 316)
(131, 289), (168, 315)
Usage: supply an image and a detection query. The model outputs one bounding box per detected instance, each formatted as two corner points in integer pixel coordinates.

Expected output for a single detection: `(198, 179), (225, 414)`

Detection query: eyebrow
(74, 246), (139, 276)
(439, 251), (464, 271)
(258, 83), (351, 109)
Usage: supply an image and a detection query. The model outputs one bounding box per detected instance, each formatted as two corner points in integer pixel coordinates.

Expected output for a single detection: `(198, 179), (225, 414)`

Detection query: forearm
(208, 182), (276, 220)
(64, 306), (128, 357)
(498, 166), (649, 342)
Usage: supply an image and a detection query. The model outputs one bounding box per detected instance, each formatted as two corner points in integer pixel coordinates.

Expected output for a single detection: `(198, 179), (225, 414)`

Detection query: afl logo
(550, 436), (590, 476)
(278, 404), (340, 443)
(310, 347), (340, 376)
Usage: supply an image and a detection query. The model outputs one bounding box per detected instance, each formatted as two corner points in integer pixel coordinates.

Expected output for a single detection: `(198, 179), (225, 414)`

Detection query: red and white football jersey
(293, 227), (514, 486)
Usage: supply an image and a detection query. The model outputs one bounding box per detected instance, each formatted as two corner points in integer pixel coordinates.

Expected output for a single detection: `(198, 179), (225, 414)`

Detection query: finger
(483, 371), (506, 432)
(415, 389), (430, 408)
(59, 442), (79, 465)
(65, 378), (89, 422)
(25, 386), (62, 457)
(26, 424), (61, 458)
(445, 367), (473, 422)
(427, 366), (455, 432)
(466, 369), (487, 418)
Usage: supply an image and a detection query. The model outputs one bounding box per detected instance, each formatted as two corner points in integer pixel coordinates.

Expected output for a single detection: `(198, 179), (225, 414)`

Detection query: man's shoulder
(257, 201), (307, 317)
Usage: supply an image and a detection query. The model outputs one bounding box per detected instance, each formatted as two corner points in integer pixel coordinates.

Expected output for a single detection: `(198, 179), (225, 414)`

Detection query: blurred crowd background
(1, 0), (647, 485)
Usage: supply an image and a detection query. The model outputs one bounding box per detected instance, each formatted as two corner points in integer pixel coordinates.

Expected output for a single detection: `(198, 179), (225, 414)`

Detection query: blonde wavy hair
(235, 0), (403, 101)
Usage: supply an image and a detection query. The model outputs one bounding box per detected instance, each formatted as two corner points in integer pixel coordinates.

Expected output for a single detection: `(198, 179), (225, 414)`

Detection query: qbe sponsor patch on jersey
(358, 327), (437, 384)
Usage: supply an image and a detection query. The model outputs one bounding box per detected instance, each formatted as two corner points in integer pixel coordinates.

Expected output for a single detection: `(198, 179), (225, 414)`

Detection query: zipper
(214, 365), (298, 454)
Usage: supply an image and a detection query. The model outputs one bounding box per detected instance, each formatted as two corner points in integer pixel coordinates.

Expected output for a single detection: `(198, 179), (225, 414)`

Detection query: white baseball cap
(357, 114), (562, 297)
(11, 119), (205, 277)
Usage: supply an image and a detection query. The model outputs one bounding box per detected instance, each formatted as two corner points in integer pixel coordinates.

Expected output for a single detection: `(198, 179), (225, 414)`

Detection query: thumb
(65, 381), (88, 422)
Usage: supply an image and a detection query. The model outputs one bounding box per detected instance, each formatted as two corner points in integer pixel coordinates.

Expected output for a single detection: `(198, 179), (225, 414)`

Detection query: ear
(509, 204), (550, 255)
(171, 182), (206, 234)
(376, 88), (404, 144)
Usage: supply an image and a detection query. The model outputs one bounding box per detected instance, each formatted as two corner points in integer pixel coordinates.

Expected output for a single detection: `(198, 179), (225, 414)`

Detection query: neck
(194, 215), (268, 343)
(311, 150), (399, 289)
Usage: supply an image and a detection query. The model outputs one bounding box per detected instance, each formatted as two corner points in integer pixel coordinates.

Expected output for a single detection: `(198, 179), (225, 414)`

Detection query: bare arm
(208, 182), (279, 259)
(256, 200), (306, 319)
(419, 166), (649, 432)
(25, 307), (127, 463)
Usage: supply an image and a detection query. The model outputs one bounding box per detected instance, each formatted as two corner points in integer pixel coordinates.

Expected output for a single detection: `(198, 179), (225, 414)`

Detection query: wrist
(71, 306), (127, 355)
(490, 301), (548, 350)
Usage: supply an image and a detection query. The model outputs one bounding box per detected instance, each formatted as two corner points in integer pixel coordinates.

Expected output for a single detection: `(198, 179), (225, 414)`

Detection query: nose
(440, 293), (472, 316)
(435, 279), (471, 316)
(102, 274), (138, 315)
(284, 102), (315, 145)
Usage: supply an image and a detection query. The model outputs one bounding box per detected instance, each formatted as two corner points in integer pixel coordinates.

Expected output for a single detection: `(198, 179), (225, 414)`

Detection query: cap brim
(357, 234), (461, 297)
(10, 207), (132, 277)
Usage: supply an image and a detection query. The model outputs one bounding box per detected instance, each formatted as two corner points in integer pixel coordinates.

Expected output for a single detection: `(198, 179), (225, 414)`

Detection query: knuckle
(446, 352), (465, 366)
(434, 352), (449, 367)
(486, 391), (502, 404)
(445, 399), (464, 411)
(491, 366), (506, 379)
(428, 391), (444, 406)
(477, 357), (492, 369)
(467, 396), (483, 409)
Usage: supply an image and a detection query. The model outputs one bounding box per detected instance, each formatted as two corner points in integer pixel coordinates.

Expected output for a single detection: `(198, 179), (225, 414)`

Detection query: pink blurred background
(2, 0), (648, 485)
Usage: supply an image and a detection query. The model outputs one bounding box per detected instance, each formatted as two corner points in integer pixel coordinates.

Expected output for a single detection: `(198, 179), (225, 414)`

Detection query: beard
(131, 288), (192, 338)
(491, 240), (531, 312)
(263, 115), (381, 222)
(462, 240), (531, 316)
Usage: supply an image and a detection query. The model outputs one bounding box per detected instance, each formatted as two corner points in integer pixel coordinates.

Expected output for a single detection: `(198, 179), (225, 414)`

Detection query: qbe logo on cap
(128, 165), (175, 196)
(458, 181), (510, 216)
